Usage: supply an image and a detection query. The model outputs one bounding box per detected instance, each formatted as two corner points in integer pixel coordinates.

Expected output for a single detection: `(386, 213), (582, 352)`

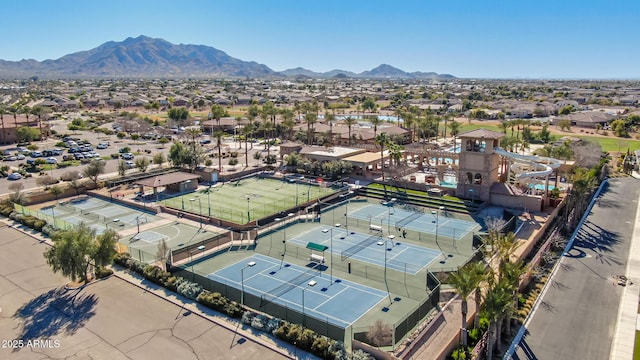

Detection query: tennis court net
(395, 210), (423, 228)
(340, 234), (380, 260)
(260, 264), (320, 306)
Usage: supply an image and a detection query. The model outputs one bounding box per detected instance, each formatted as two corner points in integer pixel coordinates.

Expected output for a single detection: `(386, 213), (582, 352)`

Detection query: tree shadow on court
(12, 286), (98, 349)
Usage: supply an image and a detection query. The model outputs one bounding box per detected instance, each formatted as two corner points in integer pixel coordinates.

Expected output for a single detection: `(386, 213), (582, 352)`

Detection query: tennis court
(208, 254), (387, 328)
(287, 226), (442, 274)
(160, 177), (340, 224)
(36, 196), (158, 235)
(349, 203), (478, 240)
(122, 221), (218, 261)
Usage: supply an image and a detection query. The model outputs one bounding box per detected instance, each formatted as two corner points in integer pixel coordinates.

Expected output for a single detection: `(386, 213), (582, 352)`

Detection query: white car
(121, 153), (134, 160)
(7, 173), (23, 180)
(46, 157), (58, 164)
(125, 160), (135, 168)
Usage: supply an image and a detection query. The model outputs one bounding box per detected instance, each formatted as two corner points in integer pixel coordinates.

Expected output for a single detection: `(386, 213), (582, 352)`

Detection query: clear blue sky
(2, 0), (639, 79)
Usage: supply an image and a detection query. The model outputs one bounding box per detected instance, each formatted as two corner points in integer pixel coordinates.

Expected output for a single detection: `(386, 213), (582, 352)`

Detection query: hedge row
(113, 252), (366, 360)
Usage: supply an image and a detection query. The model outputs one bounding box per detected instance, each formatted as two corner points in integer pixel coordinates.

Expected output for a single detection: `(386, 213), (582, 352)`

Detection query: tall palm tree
(210, 104), (226, 133)
(9, 105), (19, 131)
(304, 111), (317, 145)
(324, 111), (336, 146)
(213, 130), (226, 171)
(368, 115), (383, 140)
(449, 120), (462, 146)
(376, 133), (389, 181)
(344, 116), (357, 146)
(241, 123), (254, 167)
(31, 105), (48, 140)
(280, 108), (295, 140)
(449, 262), (486, 347)
(261, 121), (274, 159)
(0, 105), (6, 144)
(484, 277), (513, 360)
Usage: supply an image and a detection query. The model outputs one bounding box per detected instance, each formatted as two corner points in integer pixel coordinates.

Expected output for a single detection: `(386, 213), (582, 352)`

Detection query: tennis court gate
(351, 271), (440, 348)
(173, 268), (348, 346)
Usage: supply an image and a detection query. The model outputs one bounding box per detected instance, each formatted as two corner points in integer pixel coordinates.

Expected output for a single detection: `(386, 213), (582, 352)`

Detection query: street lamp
(384, 235), (395, 281)
(190, 245), (205, 281)
(241, 261), (256, 307)
(302, 280), (317, 328)
(190, 197), (203, 229)
(207, 185), (212, 217)
(247, 197), (251, 223)
(432, 209), (439, 247)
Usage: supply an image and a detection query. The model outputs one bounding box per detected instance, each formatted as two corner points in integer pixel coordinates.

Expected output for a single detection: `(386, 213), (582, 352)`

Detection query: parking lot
(0, 116), (279, 195)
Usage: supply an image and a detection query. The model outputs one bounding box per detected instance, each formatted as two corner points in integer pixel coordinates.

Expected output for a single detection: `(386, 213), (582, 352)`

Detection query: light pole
(302, 281), (316, 328)
(190, 197), (202, 229)
(246, 197), (251, 223)
(432, 209), (439, 247)
(384, 235), (394, 302)
(190, 245), (205, 282)
(241, 261), (256, 308)
(295, 181), (299, 206)
(207, 184), (212, 217)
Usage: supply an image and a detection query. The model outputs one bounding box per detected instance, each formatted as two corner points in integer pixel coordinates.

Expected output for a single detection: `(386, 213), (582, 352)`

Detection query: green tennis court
(160, 177), (340, 224)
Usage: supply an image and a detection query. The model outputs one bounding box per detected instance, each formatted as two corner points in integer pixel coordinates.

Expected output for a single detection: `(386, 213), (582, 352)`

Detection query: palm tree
(484, 277), (513, 360)
(280, 108), (295, 140)
(304, 112), (317, 145)
(376, 133), (389, 181)
(9, 105), (19, 131)
(31, 105), (48, 140)
(344, 116), (357, 146)
(449, 120), (462, 145)
(324, 111), (336, 146)
(498, 120), (510, 134)
(212, 130), (226, 171)
(449, 262), (486, 347)
(241, 123), (253, 167)
(210, 104), (226, 133)
(0, 105), (6, 144)
(368, 115), (383, 139)
(261, 121), (274, 158)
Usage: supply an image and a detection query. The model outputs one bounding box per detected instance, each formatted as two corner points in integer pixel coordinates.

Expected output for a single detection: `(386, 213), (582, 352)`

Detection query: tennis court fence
(14, 203), (78, 231)
(173, 267), (348, 345)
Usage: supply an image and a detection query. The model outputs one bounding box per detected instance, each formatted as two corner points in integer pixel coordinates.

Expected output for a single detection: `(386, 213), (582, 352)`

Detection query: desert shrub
(113, 252), (131, 266)
(164, 276), (179, 291)
(95, 266), (113, 279)
(223, 300), (243, 318)
(143, 265), (171, 285)
(22, 215), (35, 228)
(175, 277), (203, 300)
(32, 219), (46, 231)
(266, 317), (282, 335)
(351, 349), (374, 360)
(241, 310), (256, 325)
(311, 335), (334, 359)
(250, 314), (269, 332)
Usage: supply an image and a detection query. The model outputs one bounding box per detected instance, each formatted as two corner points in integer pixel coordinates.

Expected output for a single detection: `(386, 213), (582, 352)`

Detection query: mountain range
(0, 35), (455, 80)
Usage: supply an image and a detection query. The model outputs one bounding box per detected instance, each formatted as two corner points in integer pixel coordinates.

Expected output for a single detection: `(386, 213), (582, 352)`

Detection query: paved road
(513, 177), (640, 360)
(0, 224), (289, 360)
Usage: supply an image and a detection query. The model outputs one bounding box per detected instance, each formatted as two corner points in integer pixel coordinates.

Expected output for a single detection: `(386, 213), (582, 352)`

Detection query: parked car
(73, 153), (84, 160)
(7, 173), (23, 180)
(121, 153), (134, 160)
(125, 160), (135, 168)
(16, 154), (25, 160)
(30, 151), (43, 158)
(5, 156), (17, 161)
(46, 157), (58, 164)
(97, 142), (109, 149)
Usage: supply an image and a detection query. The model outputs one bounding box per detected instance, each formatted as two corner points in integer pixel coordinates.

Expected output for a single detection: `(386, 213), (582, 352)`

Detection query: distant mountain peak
(0, 36), (455, 79)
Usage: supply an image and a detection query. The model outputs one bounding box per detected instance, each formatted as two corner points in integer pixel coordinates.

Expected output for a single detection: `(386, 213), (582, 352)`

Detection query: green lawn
(161, 177), (338, 224)
(635, 331), (640, 360)
(456, 122), (640, 153)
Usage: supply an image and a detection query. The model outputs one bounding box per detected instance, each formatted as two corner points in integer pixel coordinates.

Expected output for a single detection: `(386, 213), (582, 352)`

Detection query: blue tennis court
(349, 203), (478, 240)
(208, 254), (387, 328)
(288, 226), (442, 274)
